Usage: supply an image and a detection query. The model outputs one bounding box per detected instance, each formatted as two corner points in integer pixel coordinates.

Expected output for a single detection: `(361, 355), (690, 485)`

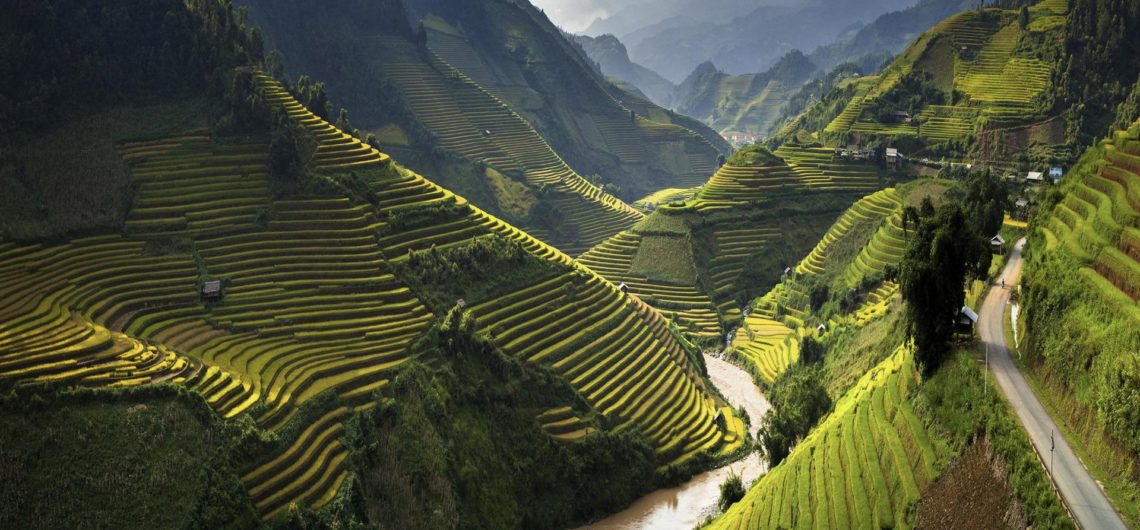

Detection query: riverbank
(581, 353), (770, 529)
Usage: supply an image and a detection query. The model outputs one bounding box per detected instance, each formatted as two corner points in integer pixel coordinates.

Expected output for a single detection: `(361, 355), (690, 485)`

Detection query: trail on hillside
(979, 239), (1127, 530)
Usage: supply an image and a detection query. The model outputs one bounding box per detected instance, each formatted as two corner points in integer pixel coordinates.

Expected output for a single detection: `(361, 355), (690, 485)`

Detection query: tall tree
(899, 203), (990, 375)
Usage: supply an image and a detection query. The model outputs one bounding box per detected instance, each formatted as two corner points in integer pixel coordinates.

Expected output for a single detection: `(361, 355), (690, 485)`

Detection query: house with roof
(991, 234), (1006, 254)
(885, 148), (903, 166)
(1049, 167), (1064, 183)
(957, 305), (978, 334)
(1026, 171), (1044, 185)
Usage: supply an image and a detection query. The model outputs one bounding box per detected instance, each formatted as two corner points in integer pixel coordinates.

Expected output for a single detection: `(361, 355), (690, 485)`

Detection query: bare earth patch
(918, 434), (1027, 529)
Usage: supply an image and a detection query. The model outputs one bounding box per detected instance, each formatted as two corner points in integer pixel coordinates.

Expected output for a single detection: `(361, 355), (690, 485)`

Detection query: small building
(482, 129), (492, 136)
(201, 280), (223, 303)
(894, 110), (912, 124)
(816, 324), (827, 336)
(783, 266), (793, 277)
(456, 298), (467, 309)
(991, 234), (1006, 254)
(886, 148), (903, 165)
(957, 305), (978, 334)
(618, 282), (629, 295)
(1026, 171), (1044, 185)
(1004, 173), (1021, 184)
(1049, 167), (1064, 183)
(1014, 198), (1030, 220)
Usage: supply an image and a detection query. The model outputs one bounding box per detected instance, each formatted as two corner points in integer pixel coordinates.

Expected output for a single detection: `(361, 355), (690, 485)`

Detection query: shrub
(718, 471), (745, 512)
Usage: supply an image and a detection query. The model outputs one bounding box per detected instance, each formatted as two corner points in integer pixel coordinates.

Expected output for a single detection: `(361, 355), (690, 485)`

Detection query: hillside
(1020, 120), (1140, 525)
(783, 0), (1071, 163)
(572, 33), (676, 105)
(704, 177), (1070, 529)
(578, 144), (901, 345)
(0, 2), (749, 525)
(0, 70), (749, 523)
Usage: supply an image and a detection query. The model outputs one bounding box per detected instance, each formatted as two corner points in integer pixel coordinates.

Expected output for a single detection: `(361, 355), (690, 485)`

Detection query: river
(580, 353), (771, 529)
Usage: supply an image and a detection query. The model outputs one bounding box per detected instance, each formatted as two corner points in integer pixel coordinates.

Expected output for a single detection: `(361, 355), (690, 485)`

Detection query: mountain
(572, 34), (676, 105)
(0, 1), (745, 527)
(807, 0), (977, 71)
(780, 1), (1074, 164)
(237, 0), (729, 256)
(629, 0), (917, 82)
(670, 51), (820, 140)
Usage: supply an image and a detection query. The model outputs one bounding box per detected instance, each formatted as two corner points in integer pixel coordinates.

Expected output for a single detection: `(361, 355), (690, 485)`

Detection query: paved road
(979, 238), (1127, 530)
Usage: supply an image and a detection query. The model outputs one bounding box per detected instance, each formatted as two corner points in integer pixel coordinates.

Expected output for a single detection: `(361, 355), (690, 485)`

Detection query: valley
(2, 0), (1140, 529)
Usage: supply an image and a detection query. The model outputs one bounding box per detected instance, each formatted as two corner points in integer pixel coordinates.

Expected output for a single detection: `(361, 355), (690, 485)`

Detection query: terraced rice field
(369, 34), (641, 255)
(824, 78), (877, 134)
(0, 72), (742, 519)
(696, 162), (804, 211)
(1048, 126), (1140, 313)
(956, 22), (1051, 117)
(469, 269), (744, 465)
(730, 189), (905, 384)
(577, 231), (722, 341)
(707, 348), (943, 529)
(917, 106), (979, 142)
(774, 146), (882, 194)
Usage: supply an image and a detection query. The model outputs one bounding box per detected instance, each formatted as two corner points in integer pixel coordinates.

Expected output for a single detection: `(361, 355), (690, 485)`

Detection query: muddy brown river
(579, 353), (771, 529)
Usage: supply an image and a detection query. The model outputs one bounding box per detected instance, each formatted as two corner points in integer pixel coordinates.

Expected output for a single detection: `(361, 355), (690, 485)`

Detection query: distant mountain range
(575, 0), (978, 138)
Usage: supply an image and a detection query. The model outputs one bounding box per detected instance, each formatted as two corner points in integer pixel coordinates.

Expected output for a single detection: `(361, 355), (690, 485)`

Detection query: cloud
(530, 0), (611, 33)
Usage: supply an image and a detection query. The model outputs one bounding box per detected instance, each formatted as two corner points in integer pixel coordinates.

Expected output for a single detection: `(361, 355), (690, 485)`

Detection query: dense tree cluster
(756, 364), (832, 466)
(863, 71), (948, 123)
(1046, 0), (1140, 145)
(0, 0), (265, 146)
(898, 201), (991, 375)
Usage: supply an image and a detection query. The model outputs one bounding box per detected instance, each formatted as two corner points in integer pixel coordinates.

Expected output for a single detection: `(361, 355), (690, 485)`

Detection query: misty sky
(530, 0), (613, 32)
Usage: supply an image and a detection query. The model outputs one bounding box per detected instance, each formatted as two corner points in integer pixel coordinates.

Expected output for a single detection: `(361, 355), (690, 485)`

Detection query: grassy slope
(1019, 122), (1140, 526)
(0, 388), (258, 530)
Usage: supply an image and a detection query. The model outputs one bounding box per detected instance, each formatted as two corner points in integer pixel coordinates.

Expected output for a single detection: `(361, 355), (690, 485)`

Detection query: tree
(756, 365), (831, 466)
(962, 170), (1010, 237)
(1019, 5), (1030, 29)
(898, 203), (990, 375)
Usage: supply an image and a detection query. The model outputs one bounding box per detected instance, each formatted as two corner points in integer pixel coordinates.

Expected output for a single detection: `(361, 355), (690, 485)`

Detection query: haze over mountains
(568, 0), (978, 138)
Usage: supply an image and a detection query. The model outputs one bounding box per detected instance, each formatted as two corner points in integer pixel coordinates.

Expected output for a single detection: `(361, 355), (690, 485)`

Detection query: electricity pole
(1051, 429), (1055, 471)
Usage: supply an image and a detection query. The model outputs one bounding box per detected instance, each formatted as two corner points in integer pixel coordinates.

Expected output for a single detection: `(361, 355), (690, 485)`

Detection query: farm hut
(1026, 171), (1044, 185)
(991, 234), (1006, 254)
(894, 110), (912, 124)
(713, 410), (726, 430)
(456, 298), (467, 309)
(957, 305), (978, 334)
(816, 324), (827, 336)
(618, 282), (629, 295)
(885, 148), (903, 165)
(1049, 167), (1064, 183)
(201, 280), (223, 303)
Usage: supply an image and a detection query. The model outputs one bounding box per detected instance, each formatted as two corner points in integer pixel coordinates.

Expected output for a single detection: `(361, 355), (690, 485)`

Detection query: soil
(917, 435), (1027, 529)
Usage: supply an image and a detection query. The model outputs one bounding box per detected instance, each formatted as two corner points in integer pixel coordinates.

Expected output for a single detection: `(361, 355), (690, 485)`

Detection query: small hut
(957, 305), (978, 334)
(991, 234), (1006, 254)
(618, 282), (629, 295)
(201, 280), (223, 303)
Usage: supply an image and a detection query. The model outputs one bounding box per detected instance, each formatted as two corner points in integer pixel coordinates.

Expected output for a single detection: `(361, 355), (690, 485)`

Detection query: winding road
(978, 238), (1127, 530)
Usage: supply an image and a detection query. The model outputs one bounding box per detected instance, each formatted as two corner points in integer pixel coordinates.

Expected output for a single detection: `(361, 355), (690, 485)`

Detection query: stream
(580, 352), (771, 529)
